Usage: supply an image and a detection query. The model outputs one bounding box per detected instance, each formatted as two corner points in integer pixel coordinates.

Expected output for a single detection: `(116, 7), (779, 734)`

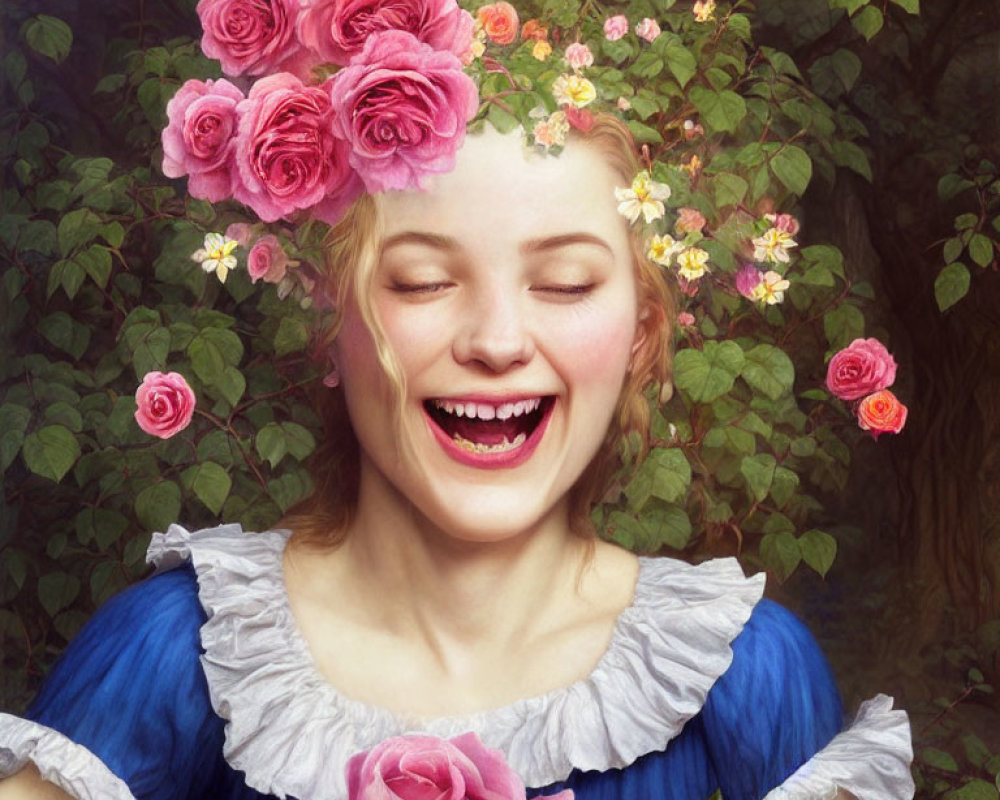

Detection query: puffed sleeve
(701, 599), (913, 800)
(0, 565), (225, 800)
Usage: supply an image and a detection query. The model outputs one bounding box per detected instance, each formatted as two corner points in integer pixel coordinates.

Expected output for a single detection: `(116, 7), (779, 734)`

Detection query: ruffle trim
(147, 523), (766, 800)
(0, 713), (136, 800)
(763, 694), (915, 800)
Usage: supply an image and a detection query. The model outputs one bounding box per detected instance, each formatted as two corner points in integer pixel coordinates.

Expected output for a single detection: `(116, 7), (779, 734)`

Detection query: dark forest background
(2, 0), (999, 795)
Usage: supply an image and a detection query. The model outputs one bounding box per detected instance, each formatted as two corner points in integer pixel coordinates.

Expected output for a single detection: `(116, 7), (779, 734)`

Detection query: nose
(453, 283), (535, 372)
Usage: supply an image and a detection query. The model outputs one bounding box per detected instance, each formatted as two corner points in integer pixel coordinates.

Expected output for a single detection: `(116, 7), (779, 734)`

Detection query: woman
(0, 114), (913, 799)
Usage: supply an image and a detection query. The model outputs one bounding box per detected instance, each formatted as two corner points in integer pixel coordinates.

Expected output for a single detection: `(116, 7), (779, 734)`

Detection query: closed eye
(533, 283), (596, 296)
(390, 281), (454, 294)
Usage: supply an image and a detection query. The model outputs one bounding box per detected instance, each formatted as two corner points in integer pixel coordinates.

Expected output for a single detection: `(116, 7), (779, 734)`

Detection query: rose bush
(233, 72), (361, 223)
(197, 0), (305, 76)
(297, 0), (473, 65)
(134, 372), (197, 439)
(826, 338), (898, 402)
(328, 30), (479, 192)
(162, 78), (245, 202)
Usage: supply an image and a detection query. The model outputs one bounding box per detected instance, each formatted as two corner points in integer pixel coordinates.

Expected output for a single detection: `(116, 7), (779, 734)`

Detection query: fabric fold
(763, 694), (915, 800)
(147, 523), (766, 799)
(0, 713), (136, 800)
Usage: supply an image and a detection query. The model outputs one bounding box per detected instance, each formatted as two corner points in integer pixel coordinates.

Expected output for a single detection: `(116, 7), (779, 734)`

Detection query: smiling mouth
(424, 397), (554, 455)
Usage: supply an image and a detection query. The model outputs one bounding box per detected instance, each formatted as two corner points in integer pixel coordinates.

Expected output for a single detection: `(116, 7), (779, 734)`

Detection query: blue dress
(0, 525), (914, 800)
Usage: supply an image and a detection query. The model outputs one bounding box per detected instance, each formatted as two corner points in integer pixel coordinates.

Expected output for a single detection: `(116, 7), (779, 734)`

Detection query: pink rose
(297, 0), (473, 65)
(247, 235), (290, 283)
(735, 262), (763, 300)
(856, 389), (907, 439)
(565, 43), (594, 71)
(224, 222), (254, 246)
(328, 31), (479, 193)
(677, 311), (696, 327)
(825, 338), (898, 402)
(635, 17), (661, 42)
(675, 207), (707, 234)
(161, 79), (244, 202)
(197, 0), (305, 77)
(233, 72), (362, 224)
(564, 106), (595, 132)
(603, 15), (628, 41)
(766, 212), (801, 236)
(476, 2), (519, 45)
(134, 372), (196, 439)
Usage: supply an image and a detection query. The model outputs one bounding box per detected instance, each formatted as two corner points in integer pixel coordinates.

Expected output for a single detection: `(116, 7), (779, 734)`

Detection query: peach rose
(134, 372), (196, 439)
(476, 2), (519, 45)
(857, 390), (907, 439)
(676, 207), (707, 234)
(520, 18), (548, 41)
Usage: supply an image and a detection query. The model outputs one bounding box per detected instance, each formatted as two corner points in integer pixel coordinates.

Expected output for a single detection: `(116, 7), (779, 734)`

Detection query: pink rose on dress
(565, 43), (594, 71)
(161, 79), (244, 202)
(347, 733), (574, 800)
(134, 372), (196, 439)
(197, 0), (305, 77)
(328, 30), (479, 193)
(634, 18), (661, 42)
(297, 0), (473, 65)
(247, 235), (291, 283)
(233, 72), (362, 224)
(603, 15), (628, 41)
(825, 338), (898, 402)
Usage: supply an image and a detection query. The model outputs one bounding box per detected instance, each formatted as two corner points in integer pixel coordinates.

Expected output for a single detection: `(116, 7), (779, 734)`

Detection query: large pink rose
(297, 0), (473, 66)
(162, 79), (244, 202)
(825, 338), (898, 401)
(328, 31), (479, 193)
(233, 72), (362, 224)
(197, 0), (305, 77)
(134, 372), (196, 439)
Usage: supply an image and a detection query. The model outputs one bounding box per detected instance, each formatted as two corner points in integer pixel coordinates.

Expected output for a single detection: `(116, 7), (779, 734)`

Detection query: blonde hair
(282, 114), (675, 546)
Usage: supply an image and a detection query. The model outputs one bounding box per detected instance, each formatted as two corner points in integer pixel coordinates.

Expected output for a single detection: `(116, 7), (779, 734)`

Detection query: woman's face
(335, 128), (640, 542)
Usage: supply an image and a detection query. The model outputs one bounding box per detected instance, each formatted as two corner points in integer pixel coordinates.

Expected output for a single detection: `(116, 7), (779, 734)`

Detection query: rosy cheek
(555, 311), (636, 382)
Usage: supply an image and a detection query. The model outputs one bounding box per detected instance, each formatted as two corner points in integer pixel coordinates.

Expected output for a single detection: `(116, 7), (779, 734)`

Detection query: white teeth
(453, 432), (527, 454)
(497, 403), (514, 420)
(454, 403), (466, 418)
(476, 404), (495, 421)
(434, 398), (543, 420)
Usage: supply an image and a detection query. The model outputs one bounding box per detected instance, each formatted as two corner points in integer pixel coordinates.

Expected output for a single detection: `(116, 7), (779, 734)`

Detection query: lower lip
(426, 402), (553, 469)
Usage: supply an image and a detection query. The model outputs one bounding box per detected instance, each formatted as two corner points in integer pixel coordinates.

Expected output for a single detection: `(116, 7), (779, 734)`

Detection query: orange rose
(477, 2), (519, 45)
(856, 389), (907, 439)
(520, 18), (548, 41)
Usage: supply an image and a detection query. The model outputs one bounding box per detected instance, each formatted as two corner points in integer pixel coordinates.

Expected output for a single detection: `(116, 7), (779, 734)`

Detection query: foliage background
(1, 0), (999, 795)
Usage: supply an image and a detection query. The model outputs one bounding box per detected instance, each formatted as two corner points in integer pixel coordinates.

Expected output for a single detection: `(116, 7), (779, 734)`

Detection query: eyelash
(391, 281), (452, 294)
(534, 283), (596, 296)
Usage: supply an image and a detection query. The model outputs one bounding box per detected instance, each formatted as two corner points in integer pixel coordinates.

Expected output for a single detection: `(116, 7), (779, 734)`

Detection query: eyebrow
(380, 231), (461, 253)
(520, 233), (613, 256)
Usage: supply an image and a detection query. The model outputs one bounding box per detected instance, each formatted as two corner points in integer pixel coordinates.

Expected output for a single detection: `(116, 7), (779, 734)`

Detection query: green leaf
(134, 480), (182, 532)
(801, 244), (845, 278)
(282, 422), (316, 462)
(94, 73), (126, 93)
(955, 213), (978, 230)
(626, 120), (663, 145)
(741, 344), (795, 400)
(626, 448), (691, 509)
(268, 470), (312, 512)
(74, 508), (129, 549)
(921, 747), (959, 772)
(256, 423), (287, 469)
(43, 401), (83, 433)
(960, 734), (992, 769)
(851, 5), (884, 39)
(22, 15), (73, 64)
(704, 425), (756, 457)
(274, 317), (309, 357)
(938, 173), (975, 201)
(74, 245), (113, 289)
(942, 780), (999, 800)
(132, 327), (171, 379)
(943, 236), (964, 264)
(770, 146), (812, 196)
(740, 453), (776, 502)
(664, 43), (696, 87)
(823, 304), (865, 349)
(673, 341), (745, 403)
(183, 461), (231, 515)
(770, 467), (800, 508)
(760, 531), (801, 582)
(801, 264), (835, 287)
(215, 366), (246, 407)
(689, 87), (746, 134)
(832, 141), (873, 181)
(632, 51), (664, 79)
(889, 0), (919, 14)
(38, 312), (90, 360)
(37, 572), (81, 617)
(57, 208), (102, 256)
(47, 259), (85, 301)
(0, 404), (31, 473)
(829, 0), (867, 14)
(935, 262), (971, 311)
(712, 173), (749, 207)
(969, 234), (994, 267)
(799, 529), (837, 577)
(641, 506), (692, 550)
(22, 425), (80, 482)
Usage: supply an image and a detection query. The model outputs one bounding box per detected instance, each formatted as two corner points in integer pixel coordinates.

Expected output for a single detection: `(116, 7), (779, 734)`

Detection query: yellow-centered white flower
(191, 232), (238, 283)
(615, 171), (671, 224)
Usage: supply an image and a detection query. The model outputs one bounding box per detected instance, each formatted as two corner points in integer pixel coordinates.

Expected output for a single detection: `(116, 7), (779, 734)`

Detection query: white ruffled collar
(147, 523), (765, 800)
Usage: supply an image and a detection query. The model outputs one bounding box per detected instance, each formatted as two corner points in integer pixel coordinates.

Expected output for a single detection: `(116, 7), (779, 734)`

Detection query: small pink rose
(825, 338), (898, 402)
(476, 2), (519, 45)
(328, 30), (479, 193)
(565, 42), (594, 71)
(766, 212), (801, 236)
(735, 262), (763, 300)
(161, 79), (244, 202)
(635, 17), (661, 42)
(603, 15), (628, 41)
(224, 222), (254, 247)
(197, 0), (305, 77)
(297, 0), (473, 65)
(134, 372), (196, 439)
(247, 235), (290, 284)
(677, 311), (696, 327)
(564, 106), (595, 132)
(233, 72), (362, 224)
(675, 207), (707, 234)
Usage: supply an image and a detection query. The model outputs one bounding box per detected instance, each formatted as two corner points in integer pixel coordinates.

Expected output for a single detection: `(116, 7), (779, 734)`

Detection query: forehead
(378, 128), (628, 245)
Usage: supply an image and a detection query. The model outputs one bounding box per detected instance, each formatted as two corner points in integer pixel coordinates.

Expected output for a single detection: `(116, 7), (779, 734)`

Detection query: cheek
(556, 306), (637, 386)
